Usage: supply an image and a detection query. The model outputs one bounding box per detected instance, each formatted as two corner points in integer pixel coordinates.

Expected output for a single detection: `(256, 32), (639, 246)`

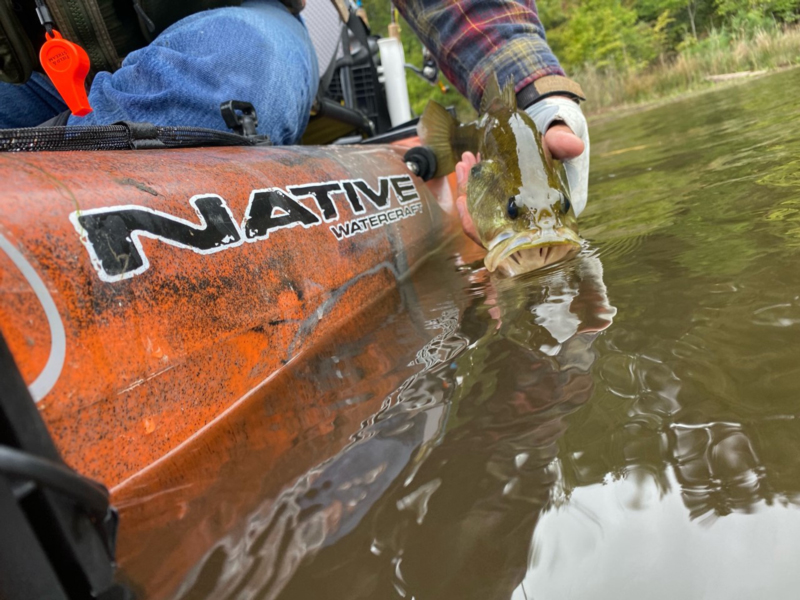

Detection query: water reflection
(507, 69), (800, 599)
(125, 70), (800, 600)
(168, 252), (615, 600)
(516, 467), (800, 600)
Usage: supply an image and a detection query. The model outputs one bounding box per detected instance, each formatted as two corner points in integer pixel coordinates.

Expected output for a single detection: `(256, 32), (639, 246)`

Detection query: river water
(140, 68), (800, 599)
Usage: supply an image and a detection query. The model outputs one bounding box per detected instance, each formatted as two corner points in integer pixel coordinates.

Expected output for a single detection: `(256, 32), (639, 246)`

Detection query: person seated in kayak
(0, 0), (588, 228)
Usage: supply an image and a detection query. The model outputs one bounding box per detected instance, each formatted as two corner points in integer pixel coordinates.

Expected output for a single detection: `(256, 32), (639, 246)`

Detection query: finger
(455, 192), (482, 247)
(544, 123), (585, 161)
(460, 151), (478, 172)
(454, 151), (482, 246)
(456, 151), (477, 196)
(456, 161), (468, 197)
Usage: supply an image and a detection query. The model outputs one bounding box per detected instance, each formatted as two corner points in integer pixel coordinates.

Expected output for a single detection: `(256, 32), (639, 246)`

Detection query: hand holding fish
(455, 114), (585, 248)
(418, 77), (588, 276)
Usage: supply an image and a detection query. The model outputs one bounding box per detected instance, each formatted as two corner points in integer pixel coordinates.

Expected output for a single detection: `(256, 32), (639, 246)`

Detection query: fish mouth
(484, 230), (581, 276)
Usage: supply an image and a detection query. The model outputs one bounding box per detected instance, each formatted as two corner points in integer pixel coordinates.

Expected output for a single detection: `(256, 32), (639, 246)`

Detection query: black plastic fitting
(404, 146), (438, 181)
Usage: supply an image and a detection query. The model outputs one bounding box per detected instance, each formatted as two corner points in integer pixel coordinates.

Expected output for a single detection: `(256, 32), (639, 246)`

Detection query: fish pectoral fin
(418, 100), (459, 177)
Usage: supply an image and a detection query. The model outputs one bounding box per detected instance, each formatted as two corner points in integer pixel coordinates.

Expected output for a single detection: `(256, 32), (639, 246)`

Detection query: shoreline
(586, 65), (795, 124)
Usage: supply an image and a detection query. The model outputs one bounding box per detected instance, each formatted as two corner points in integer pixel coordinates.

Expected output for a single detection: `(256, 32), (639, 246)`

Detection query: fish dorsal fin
(480, 74), (517, 114)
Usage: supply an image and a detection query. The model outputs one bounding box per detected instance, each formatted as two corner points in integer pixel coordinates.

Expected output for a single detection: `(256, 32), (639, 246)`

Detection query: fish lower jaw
(485, 234), (580, 276)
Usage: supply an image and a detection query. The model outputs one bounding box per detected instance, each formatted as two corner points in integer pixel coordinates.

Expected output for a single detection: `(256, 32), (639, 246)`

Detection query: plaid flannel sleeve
(393, 0), (565, 109)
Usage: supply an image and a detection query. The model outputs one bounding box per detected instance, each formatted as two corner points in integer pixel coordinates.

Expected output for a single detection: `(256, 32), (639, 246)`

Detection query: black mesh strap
(118, 121), (164, 149)
(0, 123), (260, 152)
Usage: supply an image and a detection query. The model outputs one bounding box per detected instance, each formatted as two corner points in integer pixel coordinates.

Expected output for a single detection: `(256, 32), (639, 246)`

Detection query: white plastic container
(377, 36), (412, 127)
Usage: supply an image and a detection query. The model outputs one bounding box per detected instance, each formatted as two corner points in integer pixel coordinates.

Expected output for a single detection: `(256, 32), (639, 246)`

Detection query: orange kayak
(0, 140), (459, 493)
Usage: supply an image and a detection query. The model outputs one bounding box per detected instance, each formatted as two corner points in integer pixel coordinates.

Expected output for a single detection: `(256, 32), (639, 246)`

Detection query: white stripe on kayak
(0, 233), (66, 403)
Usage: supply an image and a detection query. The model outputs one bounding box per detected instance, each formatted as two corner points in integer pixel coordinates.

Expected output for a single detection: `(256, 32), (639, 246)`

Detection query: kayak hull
(0, 142), (459, 487)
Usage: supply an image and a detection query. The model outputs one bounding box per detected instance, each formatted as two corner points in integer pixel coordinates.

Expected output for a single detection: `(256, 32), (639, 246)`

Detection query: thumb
(526, 96), (590, 217)
(544, 124), (584, 161)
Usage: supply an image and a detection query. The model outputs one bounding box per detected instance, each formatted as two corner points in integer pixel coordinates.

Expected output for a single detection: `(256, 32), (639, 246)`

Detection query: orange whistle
(40, 30), (93, 117)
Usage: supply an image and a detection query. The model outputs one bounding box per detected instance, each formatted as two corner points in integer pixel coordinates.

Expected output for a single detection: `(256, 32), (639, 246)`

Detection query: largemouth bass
(418, 76), (581, 276)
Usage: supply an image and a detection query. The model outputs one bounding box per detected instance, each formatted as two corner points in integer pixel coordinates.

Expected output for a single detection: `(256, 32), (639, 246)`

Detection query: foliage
(577, 25), (800, 111)
(542, 0), (800, 72)
(359, 0), (800, 114)
(545, 0), (672, 71)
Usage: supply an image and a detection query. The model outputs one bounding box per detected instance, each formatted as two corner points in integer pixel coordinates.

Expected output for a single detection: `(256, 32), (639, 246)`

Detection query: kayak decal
(243, 188), (323, 240)
(329, 203), (423, 240)
(287, 180), (350, 222)
(71, 195), (243, 283)
(70, 175), (423, 282)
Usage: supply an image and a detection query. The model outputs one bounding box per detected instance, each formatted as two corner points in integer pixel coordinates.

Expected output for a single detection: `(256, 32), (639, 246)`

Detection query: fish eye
(562, 194), (572, 214)
(507, 197), (519, 220)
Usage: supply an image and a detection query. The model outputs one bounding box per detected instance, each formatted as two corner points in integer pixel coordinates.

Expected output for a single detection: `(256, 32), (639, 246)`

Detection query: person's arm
(395, 0), (591, 238)
(393, 0), (580, 109)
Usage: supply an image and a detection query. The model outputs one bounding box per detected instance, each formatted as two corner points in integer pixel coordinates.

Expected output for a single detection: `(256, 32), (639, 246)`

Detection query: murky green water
(165, 69), (800, 600)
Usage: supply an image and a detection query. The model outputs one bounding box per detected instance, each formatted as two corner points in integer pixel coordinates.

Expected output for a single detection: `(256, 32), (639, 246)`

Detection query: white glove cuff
(525, 97), (590, 217)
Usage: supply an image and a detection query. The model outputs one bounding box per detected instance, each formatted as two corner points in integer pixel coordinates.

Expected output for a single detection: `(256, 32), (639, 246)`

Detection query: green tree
(715, 0), (800, 30)
(546, 0), (670, 71)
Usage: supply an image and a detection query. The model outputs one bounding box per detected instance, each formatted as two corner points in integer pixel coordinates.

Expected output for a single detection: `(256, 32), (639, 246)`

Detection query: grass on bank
(577, 25), (800, 114)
